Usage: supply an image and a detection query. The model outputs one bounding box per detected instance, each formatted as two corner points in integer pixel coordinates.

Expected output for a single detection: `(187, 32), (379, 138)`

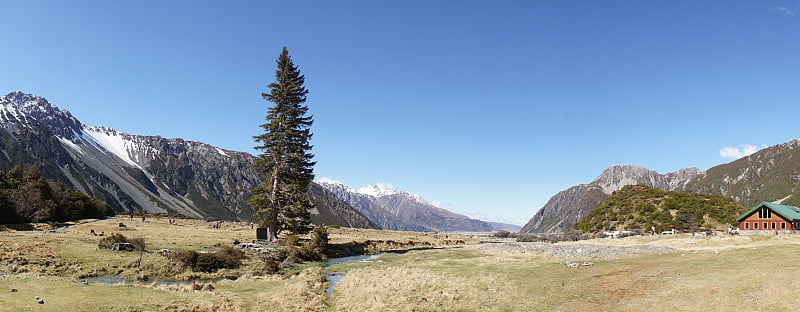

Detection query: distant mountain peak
(317, 179), (512, 232)
(357, 183), (401, 197)
(2, 91), (57, 112)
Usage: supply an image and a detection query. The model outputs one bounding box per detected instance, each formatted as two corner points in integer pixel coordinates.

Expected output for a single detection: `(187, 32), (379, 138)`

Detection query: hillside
(523, 139), (800, 234)
(572, 184), (746, 233)
(0, 165), (112, 223)
(684, 139), (800, 207)
(521, 165), (703, 233)
(0, 91), (374, 228)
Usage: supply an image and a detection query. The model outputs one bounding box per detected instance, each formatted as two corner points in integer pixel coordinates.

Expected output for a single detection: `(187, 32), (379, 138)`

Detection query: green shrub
(169, 250), (198, 269)
(194, 253), (227, 273)
(170, 247), (245, 273)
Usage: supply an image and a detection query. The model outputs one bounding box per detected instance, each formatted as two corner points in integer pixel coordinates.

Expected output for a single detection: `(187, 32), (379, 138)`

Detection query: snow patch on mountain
(81, 126), (141, 168)
(58, 136), (85, 155)
(357, 183), (401, 197)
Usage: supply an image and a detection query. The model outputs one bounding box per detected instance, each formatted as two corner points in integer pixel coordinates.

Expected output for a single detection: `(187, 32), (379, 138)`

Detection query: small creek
(76, 253), (384, 295)
(322, 254), (383, 296)
(76, 275), (219, 286)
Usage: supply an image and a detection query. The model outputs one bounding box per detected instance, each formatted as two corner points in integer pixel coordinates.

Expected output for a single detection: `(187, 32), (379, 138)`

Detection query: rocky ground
(478, 241), (675, 259)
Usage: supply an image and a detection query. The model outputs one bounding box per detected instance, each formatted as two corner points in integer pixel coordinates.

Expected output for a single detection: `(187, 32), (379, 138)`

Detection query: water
(321, 254), (381, 269)
(77, 275), (133, 285)
(322, 254), (383, 296)
(76, 275), (218, 286)
(324, 271), (345, 296)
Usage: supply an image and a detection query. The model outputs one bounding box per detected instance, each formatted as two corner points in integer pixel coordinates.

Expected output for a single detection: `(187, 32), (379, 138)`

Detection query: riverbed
(323, 254), (383, 295)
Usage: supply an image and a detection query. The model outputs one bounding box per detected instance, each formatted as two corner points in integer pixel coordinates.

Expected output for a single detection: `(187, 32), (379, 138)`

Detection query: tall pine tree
(248, 47), (315, 242)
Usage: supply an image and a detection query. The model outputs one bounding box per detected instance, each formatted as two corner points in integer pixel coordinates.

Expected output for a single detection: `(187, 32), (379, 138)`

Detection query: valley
(3, 217), (800, 311)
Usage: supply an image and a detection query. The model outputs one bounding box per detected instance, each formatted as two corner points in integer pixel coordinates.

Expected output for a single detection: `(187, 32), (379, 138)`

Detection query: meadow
(1, 217), (798, 311)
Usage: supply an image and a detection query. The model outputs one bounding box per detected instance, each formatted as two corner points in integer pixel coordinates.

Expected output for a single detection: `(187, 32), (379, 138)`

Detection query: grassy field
(3, 217), (800, 311)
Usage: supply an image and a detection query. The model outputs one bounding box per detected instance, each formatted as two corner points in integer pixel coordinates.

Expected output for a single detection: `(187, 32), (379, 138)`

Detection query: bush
(129, 237), (146, 251)
(494, 230), (511, 238)
(98, 233), (127, 249)
(194, 253), (228, 273)
(170, 250), (198, 269)
(307, 226), (329, 255)
(170, 247), (245, 273)
(263, 256), (281, 274)
(98, 233), (145, 251)
(278, 234), (300, 247)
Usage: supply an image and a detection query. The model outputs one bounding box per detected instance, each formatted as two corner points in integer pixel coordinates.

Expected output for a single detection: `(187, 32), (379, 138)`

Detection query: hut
(736, 202), (800, 234)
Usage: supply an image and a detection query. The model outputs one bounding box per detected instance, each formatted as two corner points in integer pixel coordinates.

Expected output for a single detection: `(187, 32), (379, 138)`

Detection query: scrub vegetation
(2, 216), (798, 311)
(573, 184), (747, 233)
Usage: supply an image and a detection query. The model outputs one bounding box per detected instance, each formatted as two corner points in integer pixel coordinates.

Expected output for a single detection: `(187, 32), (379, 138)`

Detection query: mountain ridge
(0, 91), (376, 228)
(521, 165), (705, 233)
(522, 139), (800, 233)
(317, 178), (521, 232)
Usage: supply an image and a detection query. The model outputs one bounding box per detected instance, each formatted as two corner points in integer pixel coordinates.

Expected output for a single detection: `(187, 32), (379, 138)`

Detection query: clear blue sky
(3, 1), (800, 225)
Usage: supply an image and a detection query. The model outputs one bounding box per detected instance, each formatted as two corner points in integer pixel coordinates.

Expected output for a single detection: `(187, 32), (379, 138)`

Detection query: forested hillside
(572, 185), (746, 233)
(0, 165), (113, 223)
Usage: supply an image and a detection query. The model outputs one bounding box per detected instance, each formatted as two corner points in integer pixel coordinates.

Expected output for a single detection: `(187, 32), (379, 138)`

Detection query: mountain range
(521, 139), (800, 233)
(0, 91), (512, 232)
(316, 178), (518, 232)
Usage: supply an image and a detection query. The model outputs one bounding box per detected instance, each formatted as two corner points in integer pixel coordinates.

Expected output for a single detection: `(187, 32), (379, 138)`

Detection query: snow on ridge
(81, 125), (142, 169)
(357, 183), (402, 197)
(317, 177), (345, 185)
(57, 136), (85, 155)
(0, 98), (27, 124)
(215, 148), (229, 157)
(775, 194), (792, 205)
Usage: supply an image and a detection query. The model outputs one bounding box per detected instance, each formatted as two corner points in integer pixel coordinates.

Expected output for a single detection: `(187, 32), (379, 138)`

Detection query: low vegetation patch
(496, 229), (600, 243)
(98, 233), (146, 251)
(169, 246), (246, 273)
(573, 184), (747, 233)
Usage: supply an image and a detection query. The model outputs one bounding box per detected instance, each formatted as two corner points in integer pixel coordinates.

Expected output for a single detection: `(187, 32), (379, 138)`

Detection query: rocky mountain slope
(684, 139), (800, 208)
(0, 91), (375, 227)
(572, 184), (745, 233)
(523, 139), (800, 234)
(317, 179), (516, 232)
(521, 165), (704, 233)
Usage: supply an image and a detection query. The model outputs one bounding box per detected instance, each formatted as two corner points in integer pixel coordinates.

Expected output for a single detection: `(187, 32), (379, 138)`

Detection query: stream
(75, 253), (384, 296)
(76, 275), (219, 286)
(322, 254), (383, 296)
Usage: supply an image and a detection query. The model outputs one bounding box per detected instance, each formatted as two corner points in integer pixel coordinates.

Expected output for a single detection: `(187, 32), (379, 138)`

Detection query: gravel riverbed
(478, 242), (675, 260)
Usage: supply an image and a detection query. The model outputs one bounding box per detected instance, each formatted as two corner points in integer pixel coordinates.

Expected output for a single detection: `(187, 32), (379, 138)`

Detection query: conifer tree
(248, 47), (315, 243)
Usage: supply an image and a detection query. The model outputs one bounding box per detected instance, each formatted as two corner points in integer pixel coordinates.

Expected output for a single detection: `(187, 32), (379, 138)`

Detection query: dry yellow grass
(4, 217), (800, 311)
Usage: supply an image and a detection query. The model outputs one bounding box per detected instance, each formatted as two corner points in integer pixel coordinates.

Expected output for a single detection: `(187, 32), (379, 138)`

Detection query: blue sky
(2, 1), (800, 225)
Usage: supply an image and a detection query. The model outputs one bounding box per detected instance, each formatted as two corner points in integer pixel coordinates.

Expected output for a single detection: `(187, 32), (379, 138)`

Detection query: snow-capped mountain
(0, 91), (376, 227)
(317, 178), (516, 232)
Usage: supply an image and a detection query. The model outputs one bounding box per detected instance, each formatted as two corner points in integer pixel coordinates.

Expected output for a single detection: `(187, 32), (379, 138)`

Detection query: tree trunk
(268, 165), (279, 243)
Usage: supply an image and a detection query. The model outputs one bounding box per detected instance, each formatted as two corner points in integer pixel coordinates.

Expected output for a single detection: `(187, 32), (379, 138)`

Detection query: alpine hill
(571, 184), (746, 233)
(523, 139), (800, 233)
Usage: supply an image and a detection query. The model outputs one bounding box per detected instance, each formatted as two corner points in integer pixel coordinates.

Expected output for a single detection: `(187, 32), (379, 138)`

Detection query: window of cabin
(772, 222), (776, 229)
(754, 222), (758, 229)
(764, 222), (768, 229)
(745, 223), (750, 229)
(758, 207), (772, 219)
(782, 222), (786, 229)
